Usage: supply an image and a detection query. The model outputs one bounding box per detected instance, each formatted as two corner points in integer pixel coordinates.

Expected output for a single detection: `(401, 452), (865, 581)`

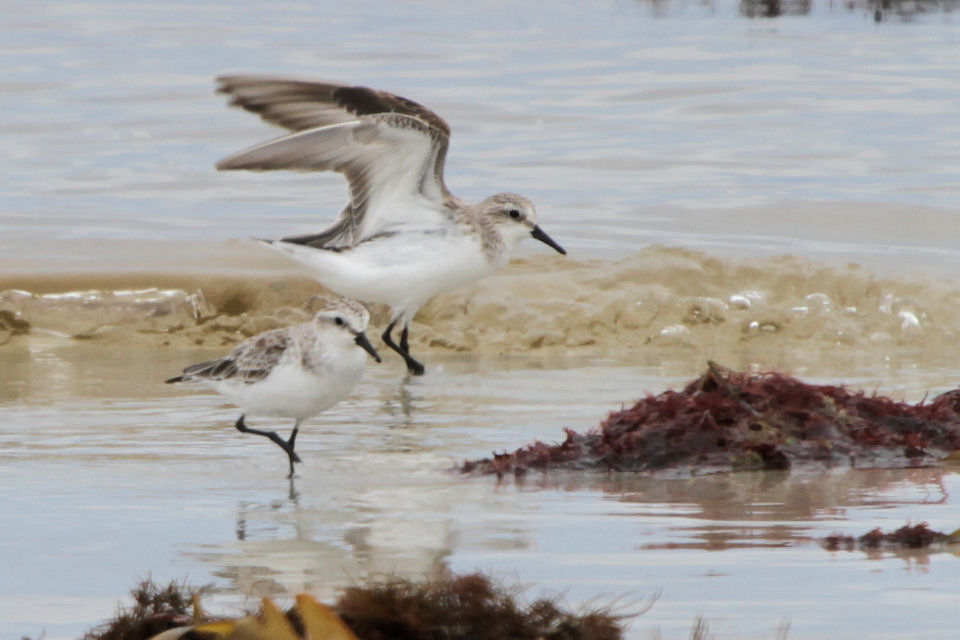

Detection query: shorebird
(215, 75), (567, 375)
(165, 297), (381, 476)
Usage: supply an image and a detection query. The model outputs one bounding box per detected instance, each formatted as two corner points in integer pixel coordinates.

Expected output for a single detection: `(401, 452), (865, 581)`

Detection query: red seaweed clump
(460, 363), (960, 477)
(823, 522), (959, 552)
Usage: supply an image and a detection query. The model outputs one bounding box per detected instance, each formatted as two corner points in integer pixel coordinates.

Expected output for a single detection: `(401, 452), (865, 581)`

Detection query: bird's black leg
(381, 317), (403, 355)
(382, 317), (425, 376)
(399, 325), (411, 354)
(287, 418), (301, 452)
(398, 325), (426, 376)
(235, 415), (302, 476)
(285, 419), (302, 477)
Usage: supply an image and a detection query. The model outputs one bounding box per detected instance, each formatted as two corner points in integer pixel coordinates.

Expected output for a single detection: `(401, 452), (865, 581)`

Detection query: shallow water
(4, 0), (960, 639)
(4, 345), (960, 640)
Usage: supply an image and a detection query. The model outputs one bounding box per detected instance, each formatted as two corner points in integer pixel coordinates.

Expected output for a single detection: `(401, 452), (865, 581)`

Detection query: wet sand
(5, 246), (960, 370)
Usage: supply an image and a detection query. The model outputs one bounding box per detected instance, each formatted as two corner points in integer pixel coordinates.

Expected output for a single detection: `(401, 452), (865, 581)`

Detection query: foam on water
(3, 246), (959, 370)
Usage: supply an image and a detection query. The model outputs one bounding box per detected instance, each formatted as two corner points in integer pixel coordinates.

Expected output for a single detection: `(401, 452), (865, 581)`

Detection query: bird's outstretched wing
(216, 75), (458, 247)
(166, 330), (291, 385)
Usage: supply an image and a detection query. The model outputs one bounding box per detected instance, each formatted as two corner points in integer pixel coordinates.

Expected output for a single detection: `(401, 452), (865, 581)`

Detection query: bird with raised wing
(165, 297), (381, 476)
(215, 75), (567, 375)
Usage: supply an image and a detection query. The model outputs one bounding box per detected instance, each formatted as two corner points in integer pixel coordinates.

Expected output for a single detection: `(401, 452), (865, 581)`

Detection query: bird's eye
(334, 317), (344, 326)
(508, 209), (521, 219)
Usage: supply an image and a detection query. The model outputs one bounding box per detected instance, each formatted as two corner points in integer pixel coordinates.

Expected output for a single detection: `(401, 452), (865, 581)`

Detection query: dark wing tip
(332, 85), (450, 138)
(215, 74), (253, 96)
(215, 156), (247, 171)
(214, 73), (269, 90)
(165, 375), (185, 384)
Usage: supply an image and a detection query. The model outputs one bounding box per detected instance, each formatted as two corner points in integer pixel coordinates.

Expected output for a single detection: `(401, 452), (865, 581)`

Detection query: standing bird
(215, 75), (567, 375)
(165, 298), (381, 476)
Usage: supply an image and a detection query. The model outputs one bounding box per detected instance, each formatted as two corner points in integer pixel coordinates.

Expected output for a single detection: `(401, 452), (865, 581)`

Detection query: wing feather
(169, 330), (291, 385)
(216, 75), (456, 247)
(216, 75), (451, 136)
(217, 116), (448, 245)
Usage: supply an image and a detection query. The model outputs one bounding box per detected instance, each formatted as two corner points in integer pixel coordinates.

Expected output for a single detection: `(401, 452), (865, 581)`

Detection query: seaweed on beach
(335, 571), (622, 640)
(739, 0), (960, 20)
(77, 573), (625, 640)
(81, 578), (210, 640)
(460, 363), (960, 477)
(822, 522), (960, 552)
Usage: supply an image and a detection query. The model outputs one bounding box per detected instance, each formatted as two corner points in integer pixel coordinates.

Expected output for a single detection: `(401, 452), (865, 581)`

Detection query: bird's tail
(257, 237), (343, 272)
(165, 358), (235, 384)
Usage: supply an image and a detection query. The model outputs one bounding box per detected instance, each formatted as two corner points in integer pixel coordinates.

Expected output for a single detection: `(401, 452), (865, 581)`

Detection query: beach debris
(149, 594), (357, 640)
(460, 363), (960, 477)
(0, 308), (30, 344)
(822, 522), (960, 552)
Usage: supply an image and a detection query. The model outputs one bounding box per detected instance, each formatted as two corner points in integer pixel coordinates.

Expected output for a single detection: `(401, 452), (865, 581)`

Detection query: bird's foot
(404, 356), (425, 376)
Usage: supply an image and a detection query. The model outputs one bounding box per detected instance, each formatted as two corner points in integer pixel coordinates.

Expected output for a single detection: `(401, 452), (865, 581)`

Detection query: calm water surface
(4, 345), (960, 640)
(3, 0), (960, 272)
(3, 1), (960, 639)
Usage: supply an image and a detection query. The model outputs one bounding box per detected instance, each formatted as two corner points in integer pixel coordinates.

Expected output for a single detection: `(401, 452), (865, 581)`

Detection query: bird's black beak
(354, 332), (382, 362)
(531, 225), (567, 255)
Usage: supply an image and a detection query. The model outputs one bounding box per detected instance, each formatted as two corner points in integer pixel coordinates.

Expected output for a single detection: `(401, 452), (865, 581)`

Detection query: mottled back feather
(167, 329), (292, 385)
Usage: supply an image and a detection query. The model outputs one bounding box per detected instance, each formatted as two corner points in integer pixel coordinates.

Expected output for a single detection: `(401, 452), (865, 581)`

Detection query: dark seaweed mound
(461, 363), (960, 477)
(823, 522), (958, 551)
(336, 571), (622, 640)
(81, 579), (207, 640)
(70, 573), (624, 640)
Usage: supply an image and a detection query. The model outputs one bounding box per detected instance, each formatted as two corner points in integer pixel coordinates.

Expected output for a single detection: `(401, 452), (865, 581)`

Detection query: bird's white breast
(273, 225), (497, 311)
(213, 336), (366, 420)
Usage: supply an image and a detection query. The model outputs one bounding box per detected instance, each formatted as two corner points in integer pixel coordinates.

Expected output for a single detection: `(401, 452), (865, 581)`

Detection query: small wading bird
(165, 298), (381, 476)
(215, 75), (567, 375)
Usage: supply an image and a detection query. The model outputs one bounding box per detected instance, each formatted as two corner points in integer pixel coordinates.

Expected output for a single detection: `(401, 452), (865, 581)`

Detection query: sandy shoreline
(3, 247), (960, 375)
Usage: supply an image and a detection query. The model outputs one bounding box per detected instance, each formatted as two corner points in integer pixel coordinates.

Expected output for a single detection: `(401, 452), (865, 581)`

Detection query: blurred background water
(3, 0), (960, 272)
